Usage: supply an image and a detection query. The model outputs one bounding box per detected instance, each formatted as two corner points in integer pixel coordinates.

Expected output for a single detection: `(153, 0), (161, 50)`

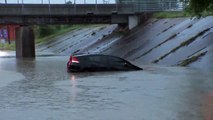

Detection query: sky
(3, 0), (116, 4)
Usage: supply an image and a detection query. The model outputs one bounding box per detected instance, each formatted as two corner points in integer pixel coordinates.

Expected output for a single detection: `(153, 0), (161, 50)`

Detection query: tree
(66, 1), (72, 4)
(189, 0), (213, 14)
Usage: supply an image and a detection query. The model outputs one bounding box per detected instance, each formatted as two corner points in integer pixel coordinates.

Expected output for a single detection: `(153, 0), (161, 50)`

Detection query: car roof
(72, 53), (120, 58)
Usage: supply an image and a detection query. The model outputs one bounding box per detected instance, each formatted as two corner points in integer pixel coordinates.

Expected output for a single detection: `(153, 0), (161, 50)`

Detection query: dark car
(67, 54), (142, 72)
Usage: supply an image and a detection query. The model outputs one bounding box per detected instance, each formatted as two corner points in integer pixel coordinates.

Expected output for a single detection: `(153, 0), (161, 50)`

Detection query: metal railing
(1, 0), (116, 4)
(118, 0), (187, 12)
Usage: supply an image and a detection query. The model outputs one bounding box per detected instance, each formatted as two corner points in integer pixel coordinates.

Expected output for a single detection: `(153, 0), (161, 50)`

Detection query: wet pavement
(0, 55), (213, 120)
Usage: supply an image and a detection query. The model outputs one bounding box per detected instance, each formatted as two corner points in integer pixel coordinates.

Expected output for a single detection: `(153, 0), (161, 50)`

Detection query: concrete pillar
(128, 15), (139, 30)
(15, 26), (35, 58)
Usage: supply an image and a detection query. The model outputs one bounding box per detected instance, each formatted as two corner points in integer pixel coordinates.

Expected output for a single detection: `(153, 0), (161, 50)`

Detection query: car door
(88, 55), (109, 71)
(108, 56), (127, 70)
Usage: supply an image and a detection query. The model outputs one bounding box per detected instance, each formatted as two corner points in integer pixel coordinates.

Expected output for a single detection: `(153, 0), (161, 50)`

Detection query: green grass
(153, 10), (213, 19)
(200, 10), (213, 16)
(35, 24), (105, 45)
(178, 51), (207, 66)
(0, 42), (15, 51)
(153, 11), (189, 18)
(35, 25), (87, 44)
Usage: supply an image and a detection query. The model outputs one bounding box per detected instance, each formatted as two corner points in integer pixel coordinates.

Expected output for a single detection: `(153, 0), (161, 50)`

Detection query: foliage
(153, 11), (189, 18)
(35, 25), (87, 44)
(0, 42), (15, 51)
(154, 0), (213, 18)
(34, 25), (72, 39)
(189, 0), (213, 15)
(34, 25), (71, 38)
(66, 1), (72, 4)
(178, 51), (207, 66)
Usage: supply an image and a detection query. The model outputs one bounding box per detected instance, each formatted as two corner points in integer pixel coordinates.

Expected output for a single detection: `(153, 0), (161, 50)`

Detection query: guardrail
(1, 0), (116, 4)
(119, 0), (187, 12)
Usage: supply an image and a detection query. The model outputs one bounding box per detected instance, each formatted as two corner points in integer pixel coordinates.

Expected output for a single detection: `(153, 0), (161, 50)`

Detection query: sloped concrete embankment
(36, 24), (119, 55)
(82, 17), (213, 71)
(37, 16), (213, 71)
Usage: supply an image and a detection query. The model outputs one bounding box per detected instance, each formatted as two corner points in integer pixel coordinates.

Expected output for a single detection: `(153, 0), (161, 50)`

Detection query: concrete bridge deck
(0, 1), (184, 25)
(0, 4), (134, 16)
(0, 4), (133, 25)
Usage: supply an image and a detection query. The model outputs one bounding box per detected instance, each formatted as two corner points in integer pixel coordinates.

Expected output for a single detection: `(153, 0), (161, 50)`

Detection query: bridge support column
(15, 26), (35, 58)
(128, 15), (140, 30)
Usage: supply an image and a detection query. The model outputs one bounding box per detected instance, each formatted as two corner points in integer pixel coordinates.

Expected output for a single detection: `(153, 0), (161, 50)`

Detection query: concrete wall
(0, 4), (134, 16)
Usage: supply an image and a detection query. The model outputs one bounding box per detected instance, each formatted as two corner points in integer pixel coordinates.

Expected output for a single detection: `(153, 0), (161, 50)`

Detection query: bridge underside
(0, 15), (129, 25)
(0, 4), (133, 25)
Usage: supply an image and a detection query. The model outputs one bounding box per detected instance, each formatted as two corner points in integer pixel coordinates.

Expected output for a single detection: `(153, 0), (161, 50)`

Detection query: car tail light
(69, 56), (72, 62)
(70, 56), (80, 63)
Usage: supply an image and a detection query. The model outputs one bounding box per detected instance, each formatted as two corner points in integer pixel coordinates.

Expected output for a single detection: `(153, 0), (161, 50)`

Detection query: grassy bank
(35, 24), (106, 45)
(0, 42), (15, 51)
(35, 25), (87, 44)
(152, 11), (190, 18)
(153, 11), (213, 18)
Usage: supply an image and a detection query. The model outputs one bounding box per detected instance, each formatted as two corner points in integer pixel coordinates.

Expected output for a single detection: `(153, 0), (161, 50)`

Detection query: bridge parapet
(0, 1), (186, 25)
(118, 0), (186, 12)
(0, 4), (134, 16)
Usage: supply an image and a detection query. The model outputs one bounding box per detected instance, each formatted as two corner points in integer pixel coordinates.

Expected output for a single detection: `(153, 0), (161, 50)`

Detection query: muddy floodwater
(0, 56), (213, 120)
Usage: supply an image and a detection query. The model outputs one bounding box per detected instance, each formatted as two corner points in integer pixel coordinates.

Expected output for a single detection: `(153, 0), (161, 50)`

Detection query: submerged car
(67, 54), (142, 72)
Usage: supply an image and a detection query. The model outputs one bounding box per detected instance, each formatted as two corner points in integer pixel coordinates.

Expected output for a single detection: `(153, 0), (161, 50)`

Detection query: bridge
(0, 4), (133, 25)
(0, 1), (184, 24)
(0, 0), (186, 58)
